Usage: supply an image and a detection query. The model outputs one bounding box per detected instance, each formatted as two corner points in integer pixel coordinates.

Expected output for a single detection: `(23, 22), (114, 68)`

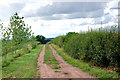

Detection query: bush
(51, 36), (65, 48)
(51, 27), (119, 70)
(13, 54), (20, 58)
(2, 61), (10, 67)
(31, 42), (37, 49)
(26, 44), (32, 53)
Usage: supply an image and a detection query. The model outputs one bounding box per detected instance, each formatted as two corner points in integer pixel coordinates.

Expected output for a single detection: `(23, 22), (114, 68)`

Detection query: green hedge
(51, 36), (65, 48)
(51, 27), (120, 70)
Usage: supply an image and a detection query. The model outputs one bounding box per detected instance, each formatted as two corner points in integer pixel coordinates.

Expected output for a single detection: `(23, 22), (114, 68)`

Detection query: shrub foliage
(51, 27), (119, 70)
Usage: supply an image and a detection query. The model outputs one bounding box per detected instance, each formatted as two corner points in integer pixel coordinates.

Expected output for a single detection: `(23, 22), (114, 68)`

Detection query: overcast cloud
(0, 0), (118, 38)
(23, 2), (106, 20)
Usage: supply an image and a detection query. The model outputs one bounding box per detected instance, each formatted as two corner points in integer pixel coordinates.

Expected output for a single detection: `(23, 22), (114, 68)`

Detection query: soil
(37, 45), (97, 78)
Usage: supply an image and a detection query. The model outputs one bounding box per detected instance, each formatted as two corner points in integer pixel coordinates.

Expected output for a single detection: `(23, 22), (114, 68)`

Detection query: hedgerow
(51, 27), (119, 71)
(51, 36), (65, 48)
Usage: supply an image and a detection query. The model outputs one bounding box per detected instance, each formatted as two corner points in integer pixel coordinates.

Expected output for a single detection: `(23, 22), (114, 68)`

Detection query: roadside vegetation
(2, 45), (43, 78)
(0, 12), (52, 79)
(2, 41), (38, 68)
(0, 13), (43, 79)
(50, 26), (120, 78)
(0, 54), (1, 79)
(0, 13), (39, 68)
(52, 44), (119, 78)
(44, 44), (60, 69)
(0, 41), (2, 79)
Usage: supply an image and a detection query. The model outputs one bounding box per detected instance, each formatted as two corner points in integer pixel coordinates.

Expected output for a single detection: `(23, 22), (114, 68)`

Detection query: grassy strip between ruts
(44, 44), (60, 69)
(2, 45), (43, 78)
(51, 44), (119, 78)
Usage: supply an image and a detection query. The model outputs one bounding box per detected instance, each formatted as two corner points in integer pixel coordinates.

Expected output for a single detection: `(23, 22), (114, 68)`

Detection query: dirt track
(37, 45), (96, 78)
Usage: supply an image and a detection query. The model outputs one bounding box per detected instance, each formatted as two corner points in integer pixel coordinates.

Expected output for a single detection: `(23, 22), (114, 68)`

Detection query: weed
(54, 71), (61, 72)
(52, 66), (61, 69)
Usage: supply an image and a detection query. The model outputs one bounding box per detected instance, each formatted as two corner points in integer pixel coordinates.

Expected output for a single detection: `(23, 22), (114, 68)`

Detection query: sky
(0, 0), (119, 38)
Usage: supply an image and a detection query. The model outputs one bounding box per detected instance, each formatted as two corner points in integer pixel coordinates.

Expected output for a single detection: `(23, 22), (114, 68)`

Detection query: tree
(31, 34), (38, 49)
(0, 23), (11, 61)
(1, 12), (33, 61)
(64, 32), (78, 48)
(10, 12), (32, 54)
(36, 35), (45, 44)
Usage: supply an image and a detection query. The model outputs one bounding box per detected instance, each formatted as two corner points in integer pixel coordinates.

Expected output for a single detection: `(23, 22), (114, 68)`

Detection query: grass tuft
(52, 66), (61, 69)
(54, 71), (61, 73)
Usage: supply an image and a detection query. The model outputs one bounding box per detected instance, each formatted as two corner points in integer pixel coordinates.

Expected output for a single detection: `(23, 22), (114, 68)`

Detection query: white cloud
(23, 2), (106, 20)
(0, 0), (118, 38)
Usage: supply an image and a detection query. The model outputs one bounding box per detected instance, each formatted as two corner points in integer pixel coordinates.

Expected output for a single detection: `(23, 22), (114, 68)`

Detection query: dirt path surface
(37, 45), (58, 78)
(49, 45), (96, 78)
(37, 45), (96, 78)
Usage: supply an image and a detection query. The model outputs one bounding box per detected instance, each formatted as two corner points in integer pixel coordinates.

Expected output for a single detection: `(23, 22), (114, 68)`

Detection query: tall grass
(51, 27), (119, 71)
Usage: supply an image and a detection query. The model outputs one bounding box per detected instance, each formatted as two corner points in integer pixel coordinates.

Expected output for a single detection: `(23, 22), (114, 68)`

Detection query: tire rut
(49, 45), (96, 78)
(37, 45), (97, 78)
(37, 45), (62, 78)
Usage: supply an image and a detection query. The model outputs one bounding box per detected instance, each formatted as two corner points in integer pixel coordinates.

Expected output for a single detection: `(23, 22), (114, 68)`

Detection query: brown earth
(37, 45), (97, 79)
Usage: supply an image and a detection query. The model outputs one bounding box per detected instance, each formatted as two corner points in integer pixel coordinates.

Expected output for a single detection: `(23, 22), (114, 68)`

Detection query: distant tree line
(36, 35), (53, 44)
